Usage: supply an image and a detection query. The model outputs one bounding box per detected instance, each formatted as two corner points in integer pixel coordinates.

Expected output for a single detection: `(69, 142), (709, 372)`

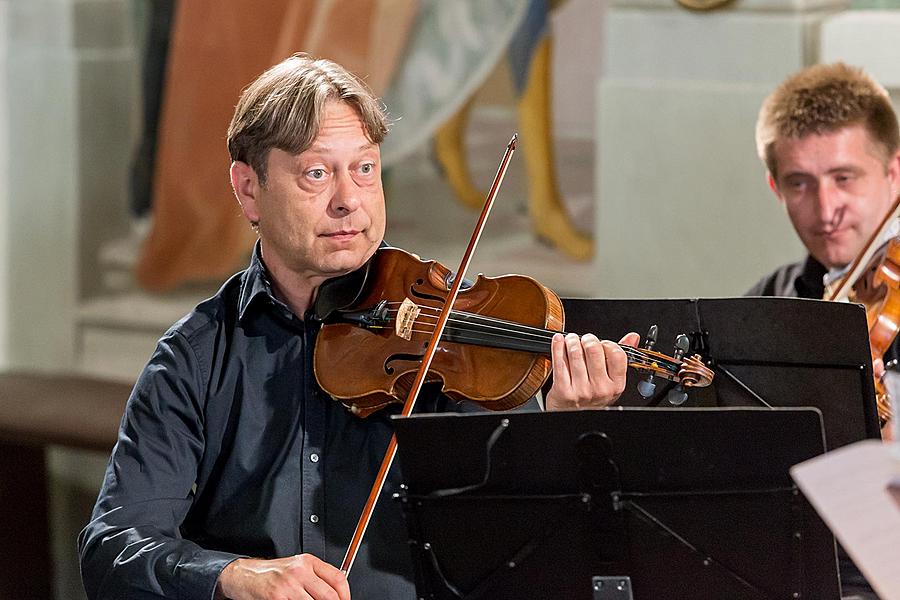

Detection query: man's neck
(269, 274), (319, 318)
(258, 248), (327, 318)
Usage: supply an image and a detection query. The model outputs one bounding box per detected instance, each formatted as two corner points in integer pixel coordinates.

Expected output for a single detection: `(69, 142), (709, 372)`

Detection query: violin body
(314, 248), (564, 417)
(848, 237), (900, 423)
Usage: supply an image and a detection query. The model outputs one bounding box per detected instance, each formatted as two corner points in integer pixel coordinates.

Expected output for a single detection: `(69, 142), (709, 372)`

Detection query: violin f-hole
(385, 352), (427, 375)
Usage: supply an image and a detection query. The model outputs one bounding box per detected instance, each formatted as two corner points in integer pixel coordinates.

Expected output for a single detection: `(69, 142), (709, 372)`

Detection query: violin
(330, 134), (711, 575)
(825, 196), (900, 426)
(313, 247), (714, 418)
(828, 237), (900, 424)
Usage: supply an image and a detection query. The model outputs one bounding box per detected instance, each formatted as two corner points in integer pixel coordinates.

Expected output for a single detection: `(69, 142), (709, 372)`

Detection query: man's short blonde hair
(227, 53), (389, 184)
(756, 62), (899, 179)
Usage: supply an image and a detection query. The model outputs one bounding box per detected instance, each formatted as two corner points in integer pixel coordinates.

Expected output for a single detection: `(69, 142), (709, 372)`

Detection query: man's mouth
(323, 229), (360, 240)
(819, 227), (847, 239)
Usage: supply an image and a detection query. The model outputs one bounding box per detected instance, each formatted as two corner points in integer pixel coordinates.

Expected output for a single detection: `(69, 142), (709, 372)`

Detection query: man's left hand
(545, 332), (640, 411)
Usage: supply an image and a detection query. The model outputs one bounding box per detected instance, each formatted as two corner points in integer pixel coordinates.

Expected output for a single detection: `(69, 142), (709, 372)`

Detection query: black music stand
(560, 297), (881, 449)
(393, 408), (840, 600)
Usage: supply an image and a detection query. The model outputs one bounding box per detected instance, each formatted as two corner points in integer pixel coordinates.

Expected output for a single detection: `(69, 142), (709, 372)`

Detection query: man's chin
(811, 244), (855, 272)
(319, 250), (375, 277)
(819, 257), (851, 272)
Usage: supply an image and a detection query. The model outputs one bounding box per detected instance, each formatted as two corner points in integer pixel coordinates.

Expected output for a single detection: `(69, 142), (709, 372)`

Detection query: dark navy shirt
(78, 245), (466, 600)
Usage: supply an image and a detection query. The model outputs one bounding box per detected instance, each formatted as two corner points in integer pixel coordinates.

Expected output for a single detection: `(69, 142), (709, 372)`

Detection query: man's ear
(230, 161), (261, 224)
(766, 171), (784, 203)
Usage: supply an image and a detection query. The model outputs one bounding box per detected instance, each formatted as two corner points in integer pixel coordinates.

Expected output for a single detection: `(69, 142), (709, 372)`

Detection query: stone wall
(0, 0), (137, 373)
(0, 3), (138, 598)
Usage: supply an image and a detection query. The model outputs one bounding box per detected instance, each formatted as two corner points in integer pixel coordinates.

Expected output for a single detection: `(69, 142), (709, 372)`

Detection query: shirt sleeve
(78, 329), (241, 600)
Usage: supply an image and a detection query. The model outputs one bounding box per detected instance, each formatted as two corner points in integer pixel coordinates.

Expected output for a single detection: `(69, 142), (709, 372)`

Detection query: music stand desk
(394, 407), (840, 600)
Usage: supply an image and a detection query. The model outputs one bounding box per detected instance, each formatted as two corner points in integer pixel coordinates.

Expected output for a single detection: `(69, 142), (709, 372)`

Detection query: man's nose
(814, 181), (843, 225)
(331, 171), (361, 213)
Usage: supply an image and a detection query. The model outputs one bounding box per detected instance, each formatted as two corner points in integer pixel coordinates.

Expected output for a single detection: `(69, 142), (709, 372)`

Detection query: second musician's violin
(313, 247), (714, 417)
(825, 195), (900, 425)
(832, 236), (900, 424)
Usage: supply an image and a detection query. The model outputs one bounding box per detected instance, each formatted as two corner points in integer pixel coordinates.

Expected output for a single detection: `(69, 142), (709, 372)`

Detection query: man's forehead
(307, 102), (375, 148)
(774, 125), (883, 171)
(319, 101), (366, 129)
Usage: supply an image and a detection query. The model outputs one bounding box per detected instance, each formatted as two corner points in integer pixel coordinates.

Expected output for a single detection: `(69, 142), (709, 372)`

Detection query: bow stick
(340, 133), (519, 574)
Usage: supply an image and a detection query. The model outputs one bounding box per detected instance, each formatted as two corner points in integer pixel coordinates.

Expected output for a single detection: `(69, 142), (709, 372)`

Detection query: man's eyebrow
(779, 170), (810, 180)
(826, 165), (865, 174)
(781, 165), (864, 179)
(303, 142), (377, 154)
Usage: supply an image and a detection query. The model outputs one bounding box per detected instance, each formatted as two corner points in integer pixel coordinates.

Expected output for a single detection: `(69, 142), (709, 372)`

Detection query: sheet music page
(790, 440), (900, 600)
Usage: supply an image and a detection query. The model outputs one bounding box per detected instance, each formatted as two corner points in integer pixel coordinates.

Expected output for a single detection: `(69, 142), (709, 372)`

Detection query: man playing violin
(78, 53), (639, 600)
(748, 62), (900, 600)
(749, 62), (900, 301)
(749, 63), (900, 422)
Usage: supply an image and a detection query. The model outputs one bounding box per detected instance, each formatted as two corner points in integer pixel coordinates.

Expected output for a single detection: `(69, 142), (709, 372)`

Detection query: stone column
(0, 1), (8, 366)
(0, 0), (136, 371)
(1, 0), (79, 371)
(0, 4), (137, 599)
(595, 0), (847, 298)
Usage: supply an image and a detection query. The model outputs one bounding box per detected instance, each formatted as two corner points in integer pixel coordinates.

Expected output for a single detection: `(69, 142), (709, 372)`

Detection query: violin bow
(827, 194), (900, 302)
(340, 134), (519, 574)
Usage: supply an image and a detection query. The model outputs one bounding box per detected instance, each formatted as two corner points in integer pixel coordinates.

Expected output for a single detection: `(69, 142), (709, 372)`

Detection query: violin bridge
(395, 298), (421, 341)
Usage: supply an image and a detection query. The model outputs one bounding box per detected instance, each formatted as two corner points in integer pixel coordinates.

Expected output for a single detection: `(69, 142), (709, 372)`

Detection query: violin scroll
(629, 327), (713, 399)
(677, 355), (715, 388)
(585, 334), (715, 400)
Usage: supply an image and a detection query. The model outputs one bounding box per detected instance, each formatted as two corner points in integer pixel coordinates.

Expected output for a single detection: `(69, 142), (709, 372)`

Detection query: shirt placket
(301, 319), (326, 557)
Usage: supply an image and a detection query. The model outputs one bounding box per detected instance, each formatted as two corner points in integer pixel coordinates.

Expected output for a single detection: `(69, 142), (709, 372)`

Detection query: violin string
(376, 302), (680, 372)
(398, 324), (674, 372)
(391, 318), (677, 370)
(388, 318), (677, 372)
(384, 303), (564, 341)
(392, 310), (556, 342)
(380, 303), (679, 370)
(385, 313), (556, 350)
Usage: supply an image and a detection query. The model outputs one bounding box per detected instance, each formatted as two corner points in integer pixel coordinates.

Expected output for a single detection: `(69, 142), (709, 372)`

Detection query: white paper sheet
(791, 440), (900, 600)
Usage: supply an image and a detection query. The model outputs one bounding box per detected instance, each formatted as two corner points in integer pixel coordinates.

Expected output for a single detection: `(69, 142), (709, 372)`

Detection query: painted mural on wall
(131, 0), (592, 292)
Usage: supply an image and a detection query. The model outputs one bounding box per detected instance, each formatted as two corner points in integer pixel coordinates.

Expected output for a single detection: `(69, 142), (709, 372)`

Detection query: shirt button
(310, 514), (320, 524)
(310, 453), (319, 463)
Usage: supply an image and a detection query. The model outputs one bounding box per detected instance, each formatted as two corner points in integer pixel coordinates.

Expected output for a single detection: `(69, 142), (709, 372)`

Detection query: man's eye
(360, 163), (374, 174)
(308, 169), (326, 180)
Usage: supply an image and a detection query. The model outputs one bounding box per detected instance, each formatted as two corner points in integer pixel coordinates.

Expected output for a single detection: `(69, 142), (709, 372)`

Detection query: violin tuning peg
(673, 334), (690, 360)
(643, 325), (658, 351)
(637, 374), (657, 399)
(666, 385), (688, 406)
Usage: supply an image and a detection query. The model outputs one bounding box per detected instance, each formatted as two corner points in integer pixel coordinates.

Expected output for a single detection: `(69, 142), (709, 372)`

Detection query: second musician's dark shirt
(746, 255), (828, 299)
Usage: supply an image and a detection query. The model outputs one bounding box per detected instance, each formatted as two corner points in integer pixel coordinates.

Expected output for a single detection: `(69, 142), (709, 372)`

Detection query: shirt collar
(237, 240), (391, 323)
(795, 255), (828, 299)
(237, 241), (281, 322)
